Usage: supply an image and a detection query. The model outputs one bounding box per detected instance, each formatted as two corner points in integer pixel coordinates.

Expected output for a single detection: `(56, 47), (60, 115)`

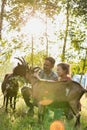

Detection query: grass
(0, 90), (87, 130)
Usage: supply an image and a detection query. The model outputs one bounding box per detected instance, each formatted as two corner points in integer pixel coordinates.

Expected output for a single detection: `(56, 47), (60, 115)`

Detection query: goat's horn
(15, 57), (25, 65)
(21, 57), (27, 65)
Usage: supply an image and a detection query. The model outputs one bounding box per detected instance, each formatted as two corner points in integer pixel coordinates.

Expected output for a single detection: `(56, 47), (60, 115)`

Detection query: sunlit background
(0, 0), (87, 70)
(2, 11), (68, 64)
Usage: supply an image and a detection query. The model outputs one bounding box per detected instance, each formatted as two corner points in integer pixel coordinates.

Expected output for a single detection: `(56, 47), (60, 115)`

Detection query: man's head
(43, 57), (55, 74)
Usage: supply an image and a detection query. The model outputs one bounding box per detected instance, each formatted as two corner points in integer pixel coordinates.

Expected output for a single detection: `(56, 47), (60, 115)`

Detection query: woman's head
(50, 120), (65, 130)
(57, 63), (70, 77)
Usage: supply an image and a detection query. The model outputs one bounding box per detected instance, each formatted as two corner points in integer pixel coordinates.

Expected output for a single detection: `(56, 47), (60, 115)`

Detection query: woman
(57, 62), (71, 81)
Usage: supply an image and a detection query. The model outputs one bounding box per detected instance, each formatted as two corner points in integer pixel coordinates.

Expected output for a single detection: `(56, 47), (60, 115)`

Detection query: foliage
(69, 18), (86, 50)
(0, 0), (87, 76)
(26, 50), (47, 67)
(4, 0), (61, 30)
(73, 0), (87, 16)
(70, 61), (87, 76)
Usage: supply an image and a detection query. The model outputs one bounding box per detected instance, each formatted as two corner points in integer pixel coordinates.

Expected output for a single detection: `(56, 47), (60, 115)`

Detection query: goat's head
(13, 57), (41, 82)
(13, 57), (29, 77)
(26, 66), (41, 83)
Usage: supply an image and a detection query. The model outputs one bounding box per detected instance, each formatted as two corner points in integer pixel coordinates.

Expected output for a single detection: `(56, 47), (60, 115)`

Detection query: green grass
(0, 90), (87, 130)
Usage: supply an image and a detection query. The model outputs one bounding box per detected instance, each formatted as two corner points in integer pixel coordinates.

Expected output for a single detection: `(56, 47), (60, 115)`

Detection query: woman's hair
(57, 62), (70, 75)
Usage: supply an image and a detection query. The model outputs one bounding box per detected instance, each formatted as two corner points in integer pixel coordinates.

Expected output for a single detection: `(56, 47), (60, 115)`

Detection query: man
(38, 57), (58, 80)
(21, 57), (58, 114)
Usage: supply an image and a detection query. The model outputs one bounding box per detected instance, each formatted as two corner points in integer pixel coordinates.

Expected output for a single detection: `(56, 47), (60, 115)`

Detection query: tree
(0, 0), (87, 75)
(0, 0), (6, 39)
(61, 0), (70, 62)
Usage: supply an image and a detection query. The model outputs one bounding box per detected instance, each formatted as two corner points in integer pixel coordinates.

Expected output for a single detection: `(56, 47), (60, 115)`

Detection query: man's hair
(45, 57), (55, 65)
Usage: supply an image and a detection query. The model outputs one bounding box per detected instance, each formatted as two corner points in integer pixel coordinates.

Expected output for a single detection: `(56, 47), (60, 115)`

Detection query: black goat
(1, 73), (19, 111)
(1, 57), (28, 111)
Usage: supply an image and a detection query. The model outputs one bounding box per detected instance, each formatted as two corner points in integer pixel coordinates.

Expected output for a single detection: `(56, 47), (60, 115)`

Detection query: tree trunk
(45, 2), (48, 57)
(45, 15), (48, 56)
(0, 0), (6, 39)
(80, 48), (87, 83)
(61, 0), (69, 62)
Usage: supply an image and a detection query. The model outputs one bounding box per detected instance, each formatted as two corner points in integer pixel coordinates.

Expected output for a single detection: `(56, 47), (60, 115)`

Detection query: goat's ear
(15, 57), (27, 66)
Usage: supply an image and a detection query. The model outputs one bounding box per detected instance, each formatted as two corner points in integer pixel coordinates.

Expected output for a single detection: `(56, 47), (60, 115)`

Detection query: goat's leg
(69, 102), (81, 128)
(21, 87), (34, 115)
(3, 95), (6, 106)
(21, 87), (32, 107)
(65, 108), (74, 120)
(5, 97), (9, 112)
(21, 86), (34, 112)
(10, 97), (12, 108)
(13, 96), (16, 110)
(38, 105), (46, 123)
(74, 114), (80, 128)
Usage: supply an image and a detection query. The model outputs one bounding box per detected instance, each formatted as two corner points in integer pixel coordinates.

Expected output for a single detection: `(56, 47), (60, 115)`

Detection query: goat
(1, 73), (19, 111)
(1, 57), (29, 111)
(21, 66), (87, 128)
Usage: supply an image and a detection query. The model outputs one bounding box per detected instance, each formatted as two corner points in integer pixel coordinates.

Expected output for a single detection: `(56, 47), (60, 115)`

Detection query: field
(0, 89), (87, 130)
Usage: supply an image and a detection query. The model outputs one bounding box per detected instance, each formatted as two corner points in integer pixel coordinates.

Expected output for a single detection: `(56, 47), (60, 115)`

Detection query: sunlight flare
(22, 16), (45, 36)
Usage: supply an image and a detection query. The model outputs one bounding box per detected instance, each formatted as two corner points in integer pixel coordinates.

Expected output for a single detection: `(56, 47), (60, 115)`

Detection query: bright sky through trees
(19, 12), (66, 59)
(1, 5), (86, 65)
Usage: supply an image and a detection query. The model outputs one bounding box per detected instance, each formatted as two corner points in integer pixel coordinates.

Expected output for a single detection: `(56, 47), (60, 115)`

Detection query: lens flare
(50, 120), (65, 130)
